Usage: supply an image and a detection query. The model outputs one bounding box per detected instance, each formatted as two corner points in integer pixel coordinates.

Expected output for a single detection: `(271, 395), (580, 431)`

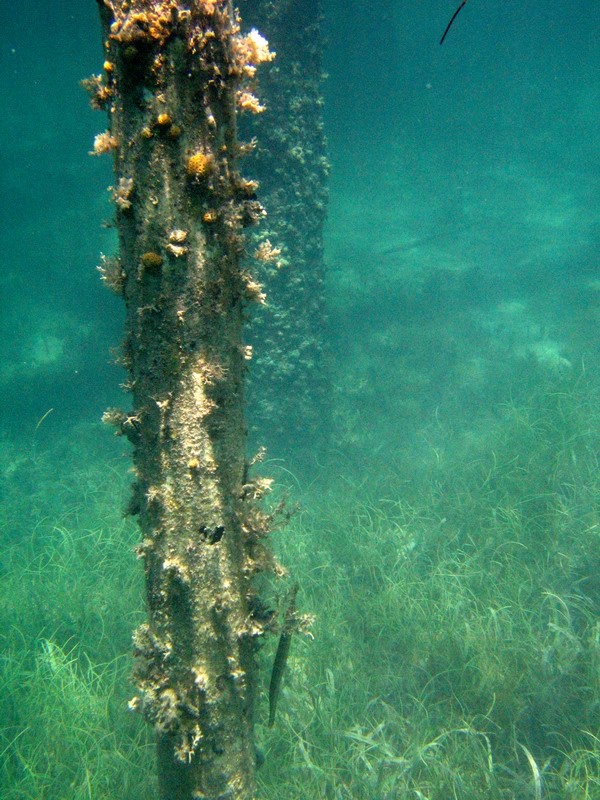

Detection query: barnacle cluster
(154, 113), (181, 139)
(237, 91), (265, 115)
(169, 228), (187, 244)
(97, 254), (125, 294)
(197, 0), (217, 13)
(90, 131), (118, 156)
(187, 150), (212, 178)
(108, 2), (179, 45)
(254, 239), (282, 264)
(233, 28), (275, 78)
(230, 29), (274, 114)
(167, 228), (188, 257)
(110, 177), (134, 210)
(81, 74), (114, 110)
(242, 273), (266, 305)
(141, 251), (164, 271)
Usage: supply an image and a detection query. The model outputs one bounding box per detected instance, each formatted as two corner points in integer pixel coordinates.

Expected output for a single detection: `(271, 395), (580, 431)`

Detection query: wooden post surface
(89, 2), (277, 796)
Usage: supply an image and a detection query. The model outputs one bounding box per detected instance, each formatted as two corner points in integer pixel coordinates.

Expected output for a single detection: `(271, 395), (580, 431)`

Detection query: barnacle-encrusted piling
(91, 2), (276, 797)
(239, 0), (330, 462)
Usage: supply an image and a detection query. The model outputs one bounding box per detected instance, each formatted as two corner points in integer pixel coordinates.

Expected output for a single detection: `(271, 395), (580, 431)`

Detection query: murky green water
(1, 2), (598, 797)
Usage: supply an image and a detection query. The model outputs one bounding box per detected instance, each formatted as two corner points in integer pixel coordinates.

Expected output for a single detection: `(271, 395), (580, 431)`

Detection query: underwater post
(90, 1), (276, 797)
(238, 0), (330, 457)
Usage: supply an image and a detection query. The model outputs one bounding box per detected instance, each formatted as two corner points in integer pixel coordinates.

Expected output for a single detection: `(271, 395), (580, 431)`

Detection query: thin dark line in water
(440, 0), (469, 45)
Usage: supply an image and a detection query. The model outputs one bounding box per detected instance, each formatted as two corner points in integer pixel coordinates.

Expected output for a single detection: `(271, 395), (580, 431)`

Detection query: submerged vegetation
(1, 374), (598, 799)
(259, 374), (600, 799)
(0, 433), (152, 799)
(1, 0), (595, 796)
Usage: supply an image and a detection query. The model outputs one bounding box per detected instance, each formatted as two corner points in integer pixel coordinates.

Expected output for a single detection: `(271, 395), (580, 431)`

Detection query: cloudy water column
(90, 2), (276, 797)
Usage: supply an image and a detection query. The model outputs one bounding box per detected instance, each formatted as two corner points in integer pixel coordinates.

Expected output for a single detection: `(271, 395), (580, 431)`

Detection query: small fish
(440, 0), (469, 45)
(268, 583), (299, 727)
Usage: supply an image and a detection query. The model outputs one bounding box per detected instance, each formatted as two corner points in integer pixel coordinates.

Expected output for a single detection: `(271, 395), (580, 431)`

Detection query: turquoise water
(1, 2), (598, 798)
